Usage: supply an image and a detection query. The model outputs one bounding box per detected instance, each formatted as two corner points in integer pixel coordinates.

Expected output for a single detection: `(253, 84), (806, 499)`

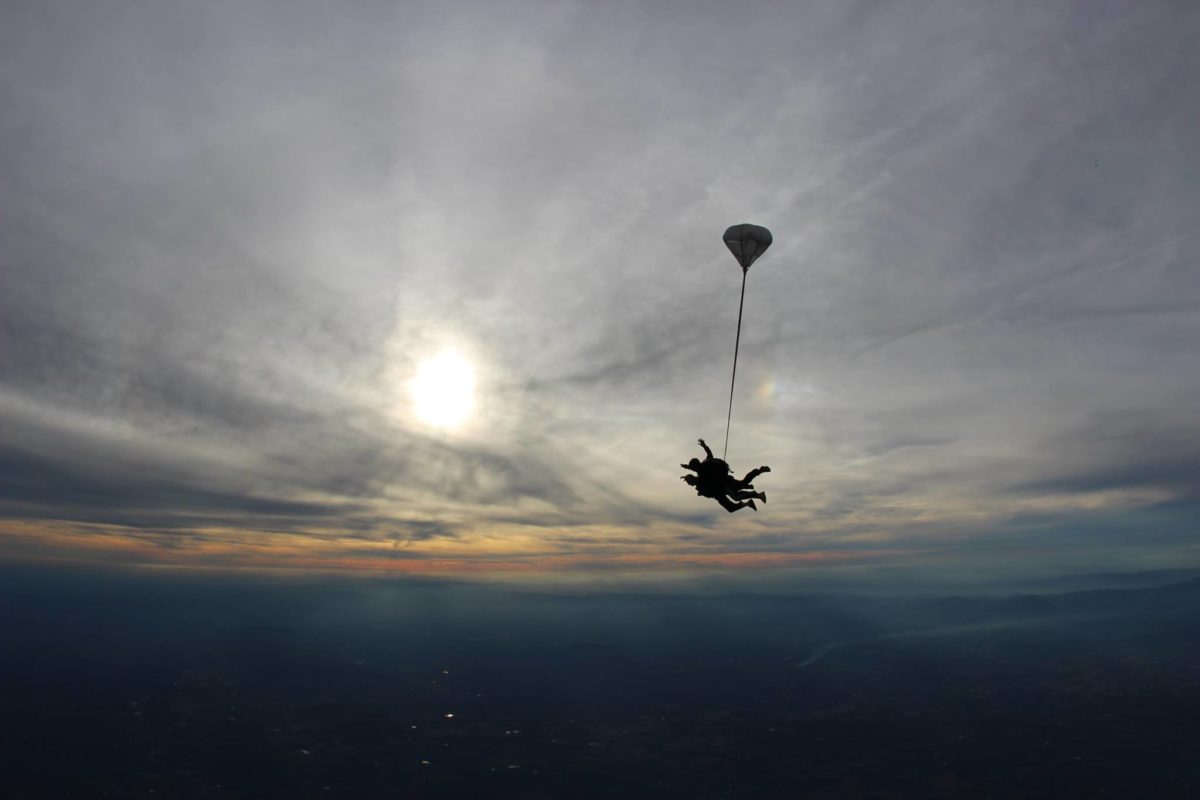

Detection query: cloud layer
(2, 0), (1198, 578)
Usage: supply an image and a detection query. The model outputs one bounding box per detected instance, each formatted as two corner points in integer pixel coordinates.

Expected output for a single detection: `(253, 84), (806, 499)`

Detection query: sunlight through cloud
(410, 351), (477, 430)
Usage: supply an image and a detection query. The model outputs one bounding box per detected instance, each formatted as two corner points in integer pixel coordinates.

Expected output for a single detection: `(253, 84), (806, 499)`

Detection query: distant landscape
(4, 566), (1198, 798)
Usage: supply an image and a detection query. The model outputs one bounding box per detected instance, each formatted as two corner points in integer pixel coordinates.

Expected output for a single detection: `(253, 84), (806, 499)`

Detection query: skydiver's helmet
(686, 457), (703, 471)
(681, 474), (698, 487)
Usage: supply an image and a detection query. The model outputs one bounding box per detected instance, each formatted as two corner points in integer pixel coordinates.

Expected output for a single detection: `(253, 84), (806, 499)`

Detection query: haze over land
(4, 565), (1200, 798)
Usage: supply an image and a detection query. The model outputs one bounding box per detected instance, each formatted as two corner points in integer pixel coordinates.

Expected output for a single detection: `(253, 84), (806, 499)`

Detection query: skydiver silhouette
(680, 438), (771, 513)
(681, 473), (762, 513)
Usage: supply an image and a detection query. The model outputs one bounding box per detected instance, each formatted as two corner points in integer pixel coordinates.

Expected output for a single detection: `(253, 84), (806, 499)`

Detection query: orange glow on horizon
(0, 517), (907, 579)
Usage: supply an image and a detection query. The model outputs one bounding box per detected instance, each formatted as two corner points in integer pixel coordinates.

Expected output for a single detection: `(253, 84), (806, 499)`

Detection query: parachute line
(722, 268), (748, 461)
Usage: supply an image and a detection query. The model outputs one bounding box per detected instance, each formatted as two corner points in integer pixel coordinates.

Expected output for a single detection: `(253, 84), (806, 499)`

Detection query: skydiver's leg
(725, 474), (753, 492)
(715, 495), (750, 513)
(730, 466), (771, 490)
(732, 490), (766, 503)
(745, 466), (771, 483)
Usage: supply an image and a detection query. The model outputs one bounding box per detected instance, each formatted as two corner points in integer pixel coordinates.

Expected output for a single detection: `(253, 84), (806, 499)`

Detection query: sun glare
(410, 351), (476, 429)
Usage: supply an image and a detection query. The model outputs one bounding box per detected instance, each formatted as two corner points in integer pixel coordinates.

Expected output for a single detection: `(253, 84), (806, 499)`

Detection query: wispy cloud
(2, 0), (1197, 578)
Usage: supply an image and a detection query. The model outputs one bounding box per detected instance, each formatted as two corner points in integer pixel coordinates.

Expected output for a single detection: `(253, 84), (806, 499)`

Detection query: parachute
(720, 223), (773, 459)
(723, 223), (773, 272)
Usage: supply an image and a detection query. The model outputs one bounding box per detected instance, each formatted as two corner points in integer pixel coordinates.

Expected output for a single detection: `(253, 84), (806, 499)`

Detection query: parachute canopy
(723, 223), (773, 271)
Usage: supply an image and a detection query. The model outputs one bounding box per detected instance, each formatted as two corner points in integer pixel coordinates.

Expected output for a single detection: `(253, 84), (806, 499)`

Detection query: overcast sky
(2, 0), (1198, 582)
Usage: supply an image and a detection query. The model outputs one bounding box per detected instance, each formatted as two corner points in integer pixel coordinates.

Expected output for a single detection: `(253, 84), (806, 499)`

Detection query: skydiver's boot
(756, 491), (766, 504)
(746, 500), (758, 511)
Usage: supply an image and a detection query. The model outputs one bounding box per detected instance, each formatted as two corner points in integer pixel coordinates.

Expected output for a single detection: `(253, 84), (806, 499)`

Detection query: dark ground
(2, 565), (1199, 798)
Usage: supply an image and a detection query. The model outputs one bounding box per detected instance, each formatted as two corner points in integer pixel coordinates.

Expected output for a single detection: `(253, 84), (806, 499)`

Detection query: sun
(410, 351), (476, 429)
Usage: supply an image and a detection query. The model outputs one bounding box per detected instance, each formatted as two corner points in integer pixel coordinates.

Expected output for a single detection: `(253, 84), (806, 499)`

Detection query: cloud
(1, 0), (1198, 577)
(1011, 410), (1200, 508)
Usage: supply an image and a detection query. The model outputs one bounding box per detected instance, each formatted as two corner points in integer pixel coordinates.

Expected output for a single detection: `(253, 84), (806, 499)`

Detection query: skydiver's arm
(697, 439), (714, 460)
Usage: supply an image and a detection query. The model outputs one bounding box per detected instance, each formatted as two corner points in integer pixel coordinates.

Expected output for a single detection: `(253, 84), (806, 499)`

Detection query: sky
(2, 0), (1198, 583)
